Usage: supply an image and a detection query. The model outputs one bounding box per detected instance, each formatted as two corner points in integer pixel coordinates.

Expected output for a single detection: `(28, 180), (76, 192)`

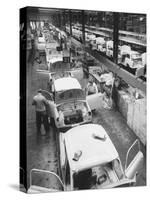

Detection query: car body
(45, 48), (63, 71)
(96, 37), (106, 53)
(36, 36), (46, 50)
(72, 28), (82, 40)
(27, 124), (143, 193)
(106, 40), (122, 59)
(58, 124), (144, 191)
(106, 40), (113, 57)
(85, 32), (93, 42)
(88, 33), (96, 42)
(120, 45), (143, 69)
(41, 76), (92, 130)
(38, 36), (45, 43)
(124, 51), (143, 69)
(36, 66), (108, 118)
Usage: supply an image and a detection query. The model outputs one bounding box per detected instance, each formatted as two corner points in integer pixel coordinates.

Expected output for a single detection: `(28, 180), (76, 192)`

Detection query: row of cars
(28, 25), (144, 193)
(29, 68), (144, 193)
(36, 26), (66, 71)
(91, 38), (146, 71)
(66, 25), (146, 76)
(88, 35), (145, 72)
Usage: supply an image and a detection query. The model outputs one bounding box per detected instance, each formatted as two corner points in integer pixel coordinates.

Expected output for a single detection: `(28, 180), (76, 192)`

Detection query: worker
(87, 80), (98, 95)
(32, 89), (49, 135)
(111, 76), (121, 110)
(103, 72), (114, 98)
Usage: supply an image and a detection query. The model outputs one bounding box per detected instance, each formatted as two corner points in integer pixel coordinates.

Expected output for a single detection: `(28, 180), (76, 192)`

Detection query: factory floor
(26, 48), (146, 191)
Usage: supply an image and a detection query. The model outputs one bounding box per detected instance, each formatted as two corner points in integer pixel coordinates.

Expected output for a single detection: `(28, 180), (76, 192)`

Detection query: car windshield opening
(55, 89), (85, 103)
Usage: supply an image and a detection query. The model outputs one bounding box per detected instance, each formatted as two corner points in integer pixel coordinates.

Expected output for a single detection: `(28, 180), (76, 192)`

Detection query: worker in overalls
(32, 89), (49, 135)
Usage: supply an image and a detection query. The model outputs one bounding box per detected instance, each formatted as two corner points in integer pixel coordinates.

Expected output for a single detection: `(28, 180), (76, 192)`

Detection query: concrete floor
(26, 47), (146, 191)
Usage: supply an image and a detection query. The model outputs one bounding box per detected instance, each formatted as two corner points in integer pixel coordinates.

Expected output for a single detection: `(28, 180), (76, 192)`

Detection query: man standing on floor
(32, 89), (48, 135)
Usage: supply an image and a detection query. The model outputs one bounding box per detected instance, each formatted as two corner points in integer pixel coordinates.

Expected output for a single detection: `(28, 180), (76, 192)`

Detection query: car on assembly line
(45, 48), (63, 71)
(119, 45), (143, 71)
(96, 37), (106, 53)
(36, 67), (106, 121)
(40, 76), (92, 130)
(123, 50), (143, 69)
(105, 40), (122, 60)
(36, 35), (46, 50)
(58, 124), (144, 190)
(28, 124), (144, 193)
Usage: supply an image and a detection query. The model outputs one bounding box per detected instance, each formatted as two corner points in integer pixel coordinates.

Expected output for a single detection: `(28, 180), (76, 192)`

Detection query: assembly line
(21, 7), (146, 193)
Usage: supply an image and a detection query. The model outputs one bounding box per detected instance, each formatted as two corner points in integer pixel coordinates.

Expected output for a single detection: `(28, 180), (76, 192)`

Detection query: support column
(63, 10), (66, 32)
(69, 10), (72, 36)
(113, 12), (119, 64)
(58, 13), (61, 28)
(81, 10), (85, 44)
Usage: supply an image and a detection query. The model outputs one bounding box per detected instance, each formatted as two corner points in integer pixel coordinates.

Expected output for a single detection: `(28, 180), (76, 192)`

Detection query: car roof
(64, 124), (119, 173)
(54, 77), (81, 92)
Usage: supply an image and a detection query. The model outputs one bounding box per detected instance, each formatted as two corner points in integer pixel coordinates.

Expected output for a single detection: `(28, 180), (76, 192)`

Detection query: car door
(124, 139), (144, 180)
(86, 92), (104, 111)
(71, 68), (84, 80)
(28, 169), (64, 193)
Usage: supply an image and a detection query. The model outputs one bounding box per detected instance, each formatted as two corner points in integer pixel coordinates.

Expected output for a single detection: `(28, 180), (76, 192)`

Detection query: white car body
(36, 36), (46, 50)
(38, 36), (45, 43)
(27, 117), (143, 193)
(45, 48), (63, 70)
(72, 28), (82, 40)
(120, 46), (143, 69)
(86, 33), (96, 43)
(42, 77), (92, 130)
(106, 40), (114, 57)
(89, 34), (96, 41)
(58, 124), (143, 191)
(85, 33), (93, 42)
(124, 51), (143, 69)
(36, 68), (110, 120)
(96, 37), (106, 53)
(90, 39), (97, 50)
(106, 40), (122, 59)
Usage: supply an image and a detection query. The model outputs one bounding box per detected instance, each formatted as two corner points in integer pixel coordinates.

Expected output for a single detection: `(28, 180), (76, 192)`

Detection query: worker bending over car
(86, 80), (98, 95)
